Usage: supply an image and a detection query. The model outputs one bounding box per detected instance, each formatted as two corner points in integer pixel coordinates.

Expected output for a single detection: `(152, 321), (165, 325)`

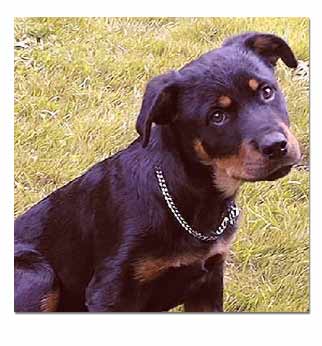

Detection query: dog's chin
(257, 165), (293, 181)
(242, 165), (293, 182)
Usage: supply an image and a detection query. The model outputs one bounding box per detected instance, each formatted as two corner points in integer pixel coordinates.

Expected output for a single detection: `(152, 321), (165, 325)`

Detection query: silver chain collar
(155, 167), (240, 242)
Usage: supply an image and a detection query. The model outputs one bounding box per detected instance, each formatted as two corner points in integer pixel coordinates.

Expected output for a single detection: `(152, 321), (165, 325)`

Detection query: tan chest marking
(40, 288), (60, 312)
(133, 233), (236, 283)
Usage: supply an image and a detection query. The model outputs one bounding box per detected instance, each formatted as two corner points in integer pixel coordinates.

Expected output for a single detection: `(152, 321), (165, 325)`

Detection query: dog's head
(136, 32), (301, 196)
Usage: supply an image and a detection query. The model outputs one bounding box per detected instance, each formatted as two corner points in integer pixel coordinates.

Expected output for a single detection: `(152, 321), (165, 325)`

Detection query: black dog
(14, 32), (301, 312)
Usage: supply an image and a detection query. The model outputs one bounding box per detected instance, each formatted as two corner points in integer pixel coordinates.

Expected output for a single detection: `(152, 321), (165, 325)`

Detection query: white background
(1, 1), (320, 345)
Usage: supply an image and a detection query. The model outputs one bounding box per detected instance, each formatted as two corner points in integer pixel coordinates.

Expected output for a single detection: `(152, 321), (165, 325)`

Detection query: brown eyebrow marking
(248, 79), (260, 91)
(217, 95), (232, 108)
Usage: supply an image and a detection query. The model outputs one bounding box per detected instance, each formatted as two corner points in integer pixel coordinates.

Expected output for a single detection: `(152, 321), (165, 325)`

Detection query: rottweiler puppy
(14, 32), (301, 312)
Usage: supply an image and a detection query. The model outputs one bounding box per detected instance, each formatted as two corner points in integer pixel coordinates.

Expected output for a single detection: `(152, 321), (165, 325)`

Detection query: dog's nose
(258, 132), (288, 159)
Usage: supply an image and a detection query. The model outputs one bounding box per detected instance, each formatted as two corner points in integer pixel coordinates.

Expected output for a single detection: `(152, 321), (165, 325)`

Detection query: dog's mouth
(210, 139), (301, 185)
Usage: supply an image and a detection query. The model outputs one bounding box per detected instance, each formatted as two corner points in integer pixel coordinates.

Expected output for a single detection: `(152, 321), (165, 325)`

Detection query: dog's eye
(261, 85), (275, 101)
(209, 111), (227, 126)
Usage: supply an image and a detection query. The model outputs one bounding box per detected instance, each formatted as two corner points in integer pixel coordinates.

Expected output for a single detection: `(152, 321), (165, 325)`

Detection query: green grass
(14, 17), (309, 312)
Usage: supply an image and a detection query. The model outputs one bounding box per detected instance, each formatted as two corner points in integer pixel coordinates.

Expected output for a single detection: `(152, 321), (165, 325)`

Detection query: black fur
(15, 32), (300, 312)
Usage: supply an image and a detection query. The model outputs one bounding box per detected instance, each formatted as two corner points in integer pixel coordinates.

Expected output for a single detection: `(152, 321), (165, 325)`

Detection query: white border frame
(2, 2), (321, 345)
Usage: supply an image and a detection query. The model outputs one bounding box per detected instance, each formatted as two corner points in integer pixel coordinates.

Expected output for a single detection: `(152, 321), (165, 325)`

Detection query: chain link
(155, 167), (240, 242)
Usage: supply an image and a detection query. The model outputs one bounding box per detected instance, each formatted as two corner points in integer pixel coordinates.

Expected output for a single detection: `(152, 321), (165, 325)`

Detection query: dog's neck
(143, 126), (235, 234)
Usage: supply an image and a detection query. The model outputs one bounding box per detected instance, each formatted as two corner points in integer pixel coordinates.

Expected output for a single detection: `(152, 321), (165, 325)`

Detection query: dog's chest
(133, 232), (236, 284)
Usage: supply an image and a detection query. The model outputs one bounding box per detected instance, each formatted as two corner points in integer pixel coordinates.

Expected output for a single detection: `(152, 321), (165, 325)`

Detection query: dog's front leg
(85, 262), (128, 312)
(184, 259), (224, 312)
(85, 261), (140, 312)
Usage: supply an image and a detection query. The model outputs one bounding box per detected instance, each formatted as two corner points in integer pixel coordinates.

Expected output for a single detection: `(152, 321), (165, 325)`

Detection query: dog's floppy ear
(224, 32), (297, 68)
(136, 70), (180, 148)
(245, 33), (297, 68)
